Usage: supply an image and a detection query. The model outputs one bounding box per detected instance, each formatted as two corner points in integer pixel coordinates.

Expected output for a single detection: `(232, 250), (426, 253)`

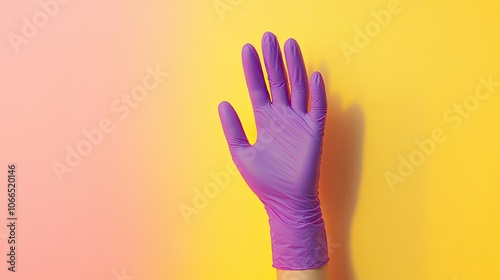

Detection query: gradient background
(1, 0), (499, 279)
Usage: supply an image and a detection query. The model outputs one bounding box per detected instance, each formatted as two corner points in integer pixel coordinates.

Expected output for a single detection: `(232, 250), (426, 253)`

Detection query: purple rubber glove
(218, 32), (329, 270)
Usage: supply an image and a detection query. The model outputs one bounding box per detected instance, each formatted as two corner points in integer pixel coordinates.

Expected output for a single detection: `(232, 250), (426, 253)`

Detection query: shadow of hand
(319, 92), (365, 280)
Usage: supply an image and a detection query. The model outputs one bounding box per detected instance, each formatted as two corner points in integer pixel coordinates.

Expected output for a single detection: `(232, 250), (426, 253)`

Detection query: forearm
(277, 265), (329, 280)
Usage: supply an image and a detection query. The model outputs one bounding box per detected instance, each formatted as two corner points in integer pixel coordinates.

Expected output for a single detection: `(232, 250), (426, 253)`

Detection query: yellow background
(3, 1), (499, 279)
(176, 0), (500, 279)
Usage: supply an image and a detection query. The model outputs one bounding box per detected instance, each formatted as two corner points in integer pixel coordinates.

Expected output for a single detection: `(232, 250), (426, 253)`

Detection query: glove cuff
(267, 213), (329, 270)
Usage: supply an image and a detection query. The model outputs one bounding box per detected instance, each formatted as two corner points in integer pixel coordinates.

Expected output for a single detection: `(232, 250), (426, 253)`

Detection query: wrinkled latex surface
(218, 32), (329, 270)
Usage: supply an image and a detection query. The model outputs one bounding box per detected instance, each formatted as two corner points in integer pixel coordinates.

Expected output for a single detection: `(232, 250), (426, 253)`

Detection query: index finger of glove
(242, 43), (270, 108)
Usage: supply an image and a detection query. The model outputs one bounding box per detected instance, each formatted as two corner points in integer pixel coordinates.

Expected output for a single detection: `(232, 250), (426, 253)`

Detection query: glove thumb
(218, 101), (250, 152)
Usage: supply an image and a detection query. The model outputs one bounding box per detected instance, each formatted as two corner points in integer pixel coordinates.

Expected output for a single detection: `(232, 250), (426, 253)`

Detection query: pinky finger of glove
(308, 72), (327, 123)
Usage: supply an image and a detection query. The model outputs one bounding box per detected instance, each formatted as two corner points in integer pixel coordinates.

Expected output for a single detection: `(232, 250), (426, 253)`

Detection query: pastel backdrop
(0, 1), (499, 280)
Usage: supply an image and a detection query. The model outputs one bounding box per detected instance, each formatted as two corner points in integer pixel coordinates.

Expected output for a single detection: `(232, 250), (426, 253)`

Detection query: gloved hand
(218, 32), (329, 270)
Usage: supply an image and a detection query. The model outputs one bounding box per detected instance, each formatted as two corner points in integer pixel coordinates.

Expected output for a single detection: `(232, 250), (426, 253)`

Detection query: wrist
(265, 203), (329, 270)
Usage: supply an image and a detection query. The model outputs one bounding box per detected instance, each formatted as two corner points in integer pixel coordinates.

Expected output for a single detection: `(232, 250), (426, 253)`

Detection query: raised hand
(218, 32), (328, 270)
